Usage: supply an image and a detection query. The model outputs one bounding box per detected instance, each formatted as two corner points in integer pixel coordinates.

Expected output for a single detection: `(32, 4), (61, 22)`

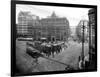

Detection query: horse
(56, 44), (62, 54)
(46, 44), (52, 57)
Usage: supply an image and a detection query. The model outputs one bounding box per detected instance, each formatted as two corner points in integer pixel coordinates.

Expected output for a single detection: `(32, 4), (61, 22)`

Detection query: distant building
(37, 12), (70, 41)
(76, 20), (89, 41)
(69, 26), (77, 41)
(17, 11), (39, 37)
(78, 20), (89, 35)
(70, 26), (76, 37)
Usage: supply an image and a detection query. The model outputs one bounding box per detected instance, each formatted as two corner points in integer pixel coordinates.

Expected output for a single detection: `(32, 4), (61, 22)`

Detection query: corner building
(34, 12), (70, 41)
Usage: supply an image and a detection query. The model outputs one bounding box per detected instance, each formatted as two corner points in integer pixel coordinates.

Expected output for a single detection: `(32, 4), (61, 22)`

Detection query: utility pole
(81, 21), (85, 69)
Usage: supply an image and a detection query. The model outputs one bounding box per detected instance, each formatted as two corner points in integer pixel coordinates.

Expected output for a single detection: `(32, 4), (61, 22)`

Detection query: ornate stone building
(33, 12), (70, 41)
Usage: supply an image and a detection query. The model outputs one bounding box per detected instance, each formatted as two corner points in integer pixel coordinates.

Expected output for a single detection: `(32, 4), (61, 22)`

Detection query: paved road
(16, 40), (89, 73)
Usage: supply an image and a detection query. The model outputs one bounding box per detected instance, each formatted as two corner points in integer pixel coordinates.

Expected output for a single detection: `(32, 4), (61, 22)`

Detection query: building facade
(33, 12), (70, 41)
(88, 8), (96, 69)
(17, 11), (39, 37)
(17, 11), (70, 41)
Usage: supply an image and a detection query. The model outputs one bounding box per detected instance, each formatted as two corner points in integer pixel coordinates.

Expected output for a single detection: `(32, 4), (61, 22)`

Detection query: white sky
(16, 4), (91, 27)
